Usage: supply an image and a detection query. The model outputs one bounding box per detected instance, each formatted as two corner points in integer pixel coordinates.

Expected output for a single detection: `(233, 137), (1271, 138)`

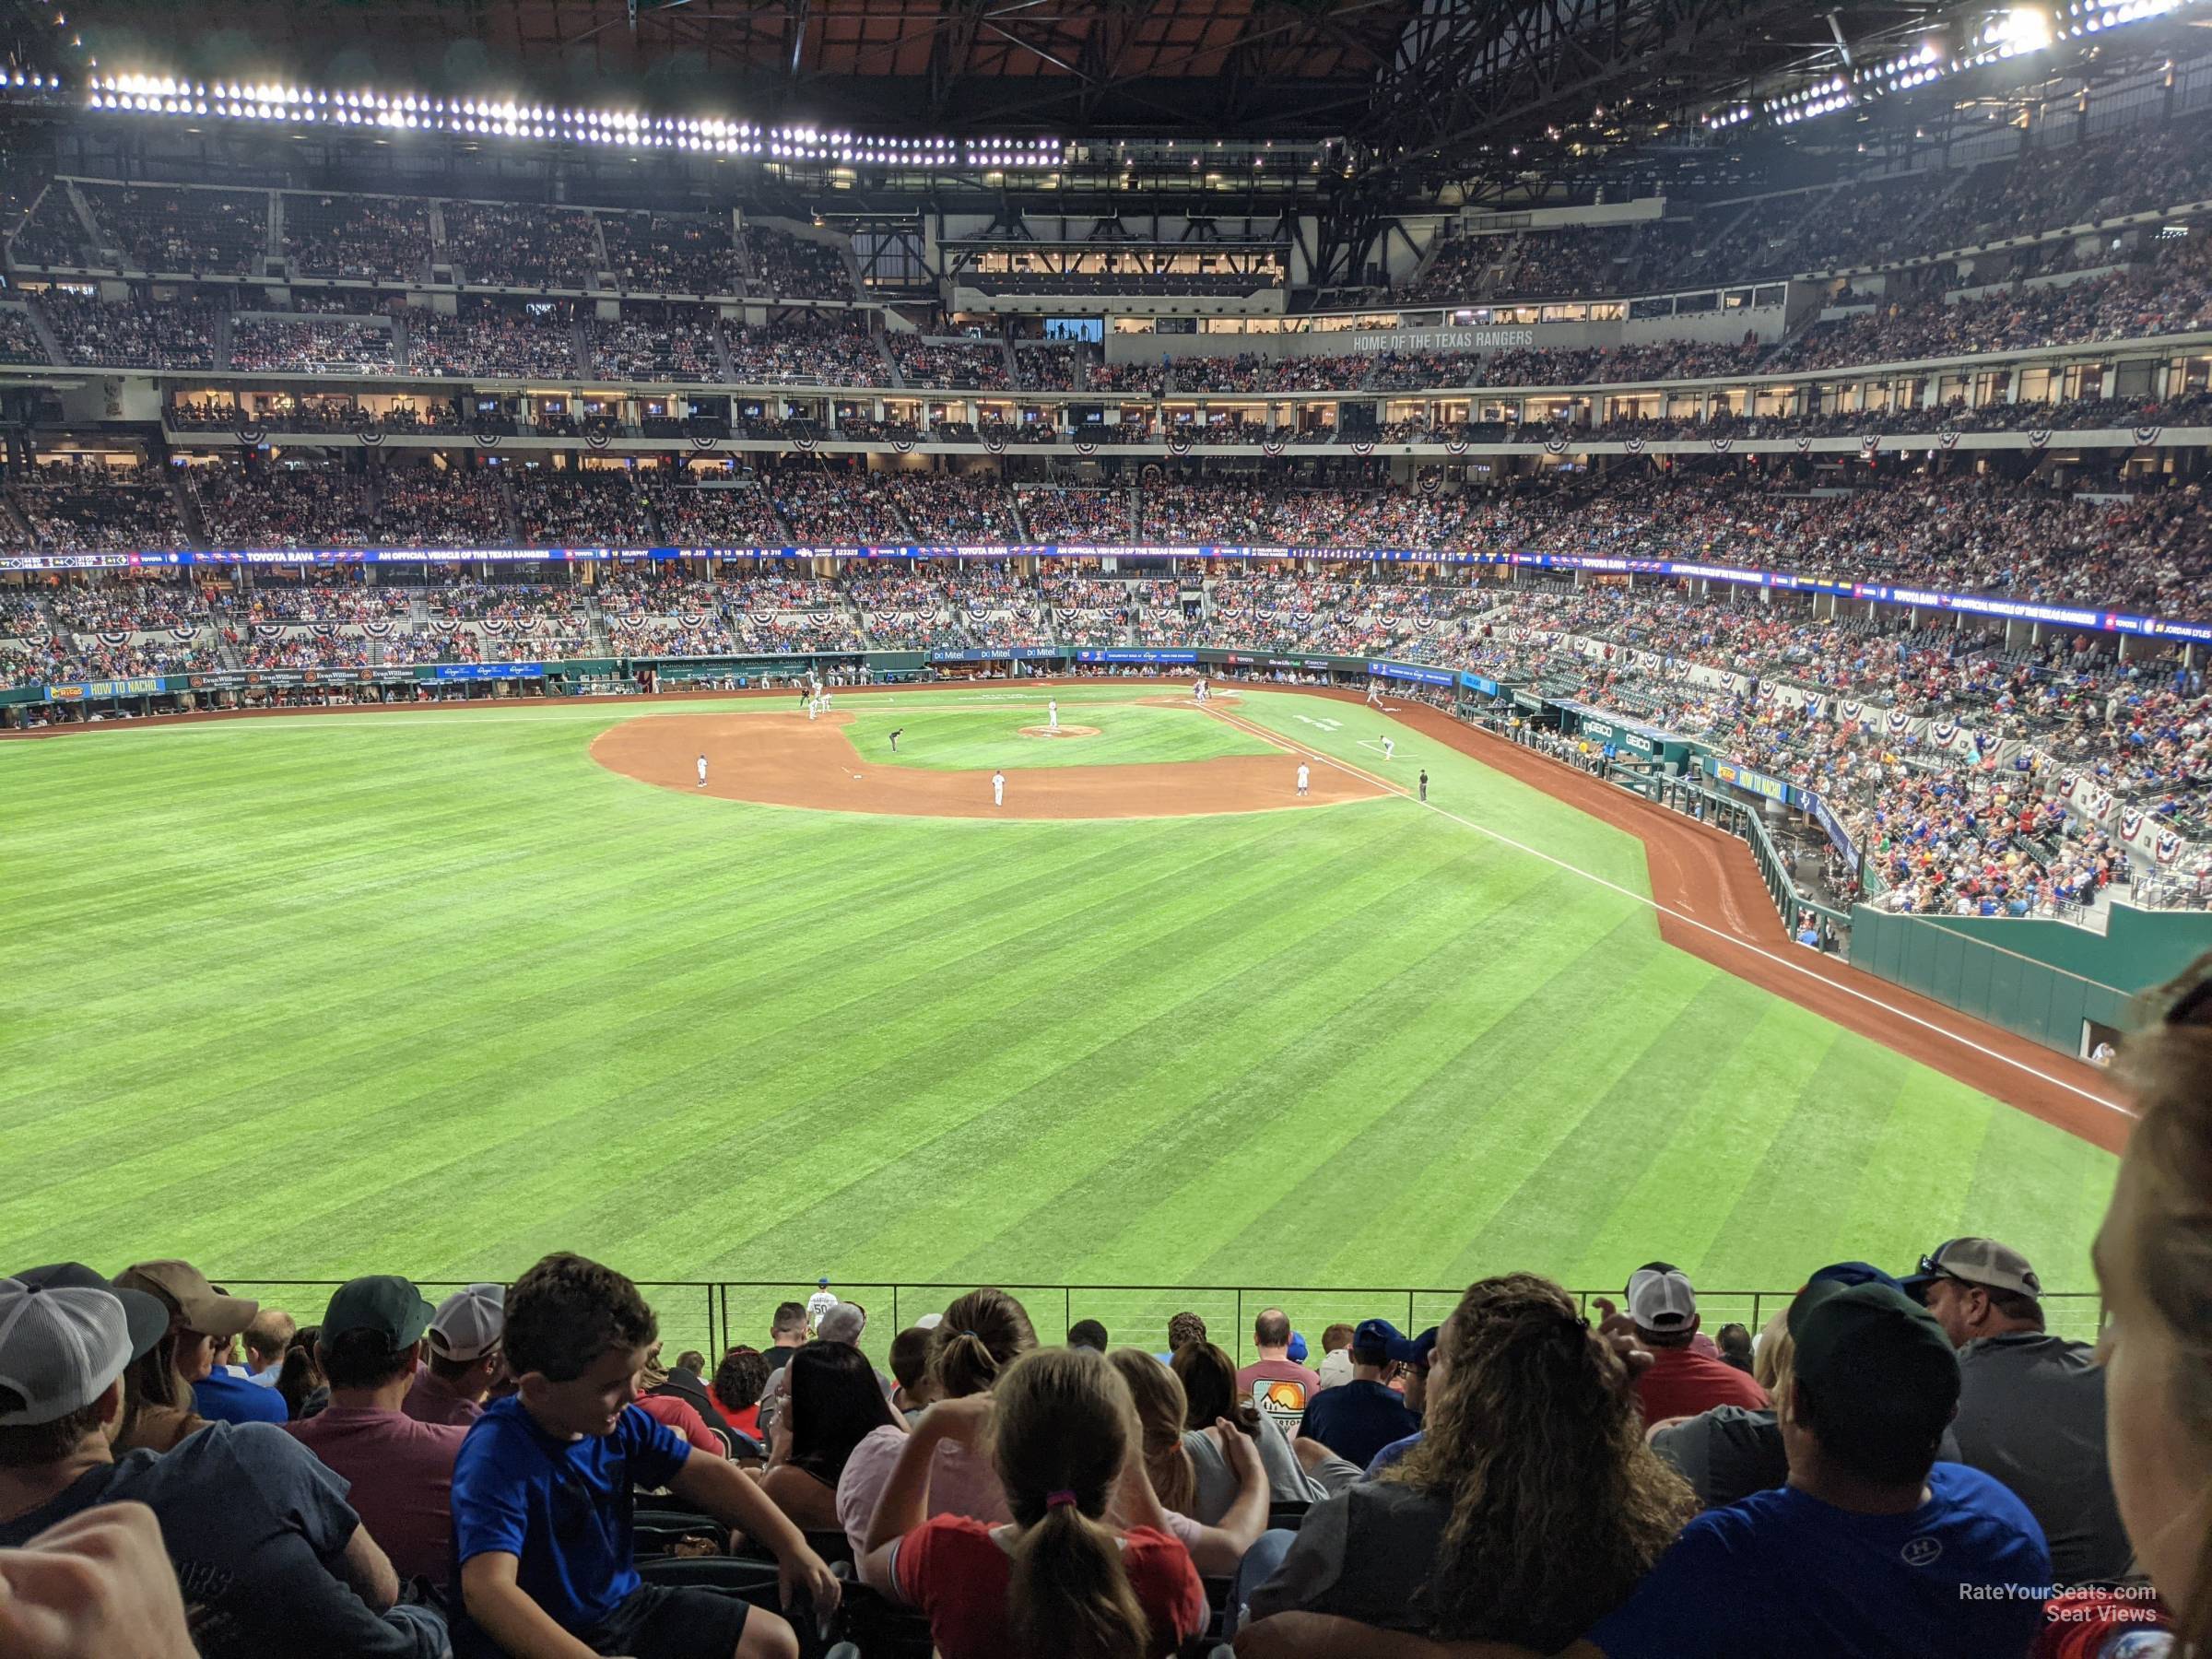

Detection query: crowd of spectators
(40, 287), (221, 370)
(881, 472), (1023, 541)
(1015, 485), (1133, 542)
(4, 461), (190, 554)
(79, 182), (268, 275)
(764, 468), (907, 544)
(0, 302), (46, 364)
(639, 474), (790, 546)
(724, 315), (887, 385)
(586, 307), (721, 382)
(229, 313), (396, 374)
(741, 224), (853, 300)
(890, 336), (1012, 391)
(440, 200), (601, 288)
(1012, 343), (1081, 391)
(406, 300), (582, 380)
(600, 209), (740, 296)
(509, 467), (657, 545)
(281, 194), (433, 282)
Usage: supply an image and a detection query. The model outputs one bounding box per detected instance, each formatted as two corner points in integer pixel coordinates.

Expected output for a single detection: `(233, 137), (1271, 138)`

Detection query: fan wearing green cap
(0, 1265), (447, 1658)
(1234, 1280), (2054, 1659)
(285, 1275), (469, 1590)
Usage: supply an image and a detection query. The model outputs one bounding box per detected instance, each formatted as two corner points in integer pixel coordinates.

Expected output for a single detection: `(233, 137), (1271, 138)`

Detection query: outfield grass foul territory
(0, 684), (2116, 1309)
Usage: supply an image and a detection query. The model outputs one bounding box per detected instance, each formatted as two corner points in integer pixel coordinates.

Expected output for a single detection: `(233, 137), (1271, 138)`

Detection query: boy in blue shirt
(451, 1253), (840, 1659)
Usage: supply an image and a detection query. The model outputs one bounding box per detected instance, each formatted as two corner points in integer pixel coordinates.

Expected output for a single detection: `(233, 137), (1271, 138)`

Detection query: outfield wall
(1849, 903), (2212, 1055)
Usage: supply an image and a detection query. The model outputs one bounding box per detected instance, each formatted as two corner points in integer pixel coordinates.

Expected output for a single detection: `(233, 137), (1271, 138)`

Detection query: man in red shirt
(1235, 1308), (1322, 1436)
(1621, 1265), (1769, 1425)
(285, 1276), (467, 1588)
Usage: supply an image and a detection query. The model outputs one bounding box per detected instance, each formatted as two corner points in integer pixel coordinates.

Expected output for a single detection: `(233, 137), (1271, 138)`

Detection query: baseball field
(0, 681), (2121, 1350)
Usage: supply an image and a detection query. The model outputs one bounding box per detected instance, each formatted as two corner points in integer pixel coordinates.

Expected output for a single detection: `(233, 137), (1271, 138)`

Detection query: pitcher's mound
(1019, 724), (1100, 740)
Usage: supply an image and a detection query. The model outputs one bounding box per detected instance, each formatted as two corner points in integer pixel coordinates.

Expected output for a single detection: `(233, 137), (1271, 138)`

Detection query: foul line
(1200, 702), (2135, 1122)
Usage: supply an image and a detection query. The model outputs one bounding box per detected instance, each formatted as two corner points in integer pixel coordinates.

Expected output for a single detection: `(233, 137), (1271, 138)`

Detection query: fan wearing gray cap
(1901, 1236), (2133, 1585)
(402, 1282), (506, 1428)
(1614, 1265), (1770, 1428)
(0, 1267), (448, 1658)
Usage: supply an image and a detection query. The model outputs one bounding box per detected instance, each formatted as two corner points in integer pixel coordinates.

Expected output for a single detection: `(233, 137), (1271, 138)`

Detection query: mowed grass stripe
(8, 806), (1395, 1269)
(629, 806), (1482, 1282)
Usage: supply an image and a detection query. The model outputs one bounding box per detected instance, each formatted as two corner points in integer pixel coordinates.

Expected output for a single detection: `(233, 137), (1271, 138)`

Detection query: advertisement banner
(431, 663), (545, 680)
(1708, 758), (1792, 804)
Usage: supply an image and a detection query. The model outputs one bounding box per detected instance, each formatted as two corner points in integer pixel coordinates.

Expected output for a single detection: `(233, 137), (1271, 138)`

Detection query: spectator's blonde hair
(991, 1347), (1152, 1659)
(1752, 1307), (1794, 1403)
(929, 1288), (1035, 1400)
(1393, 1274), (1697, 1648)
(2114, 959), (2212, 1652)
(1107, 1347), (1196, 1515)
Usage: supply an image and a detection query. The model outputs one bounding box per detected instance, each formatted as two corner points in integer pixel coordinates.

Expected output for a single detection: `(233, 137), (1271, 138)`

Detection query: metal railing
(214, 1278), (2108, 1364)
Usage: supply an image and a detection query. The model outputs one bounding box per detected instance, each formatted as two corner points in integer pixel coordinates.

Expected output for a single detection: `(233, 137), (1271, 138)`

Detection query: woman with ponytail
(833, 1287), (1034, 1552)
(857, 1346), (1208, 1659)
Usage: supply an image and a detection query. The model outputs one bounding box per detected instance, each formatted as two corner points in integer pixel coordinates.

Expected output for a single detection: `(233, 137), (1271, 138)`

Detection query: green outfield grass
(841, 699), (1277, 771)
(0, 681), (2118, 1353)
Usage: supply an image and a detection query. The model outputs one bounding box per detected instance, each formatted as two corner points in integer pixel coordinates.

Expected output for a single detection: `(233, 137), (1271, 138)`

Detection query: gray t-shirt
(1650, 1406), (1788, 1511)
(0, 1422), (445, 1659)
(1953, 1331), (2133, 1585)
(1653, 1406), (1967, 1512)
(1182, 1416), (1333, 1523)
(1248, 1478), (1450, 1633)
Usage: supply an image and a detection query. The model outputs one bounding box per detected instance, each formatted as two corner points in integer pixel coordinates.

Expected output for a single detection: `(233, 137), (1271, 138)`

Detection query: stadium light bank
(25, 70), (1066, 171)
(1701, 0), (2199, 132)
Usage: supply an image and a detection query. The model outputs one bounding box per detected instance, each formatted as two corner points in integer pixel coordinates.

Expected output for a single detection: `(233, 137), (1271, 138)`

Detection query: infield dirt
(589, 707), (1388, 819)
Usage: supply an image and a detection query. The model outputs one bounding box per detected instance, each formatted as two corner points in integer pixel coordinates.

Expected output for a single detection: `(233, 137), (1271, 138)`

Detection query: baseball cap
(14, 1264), (170, 1361)
(322, 1276), (436, 1348)
(1806, 1261), (1907, 1295)
(817, 1277), (830, 1288)
(1788, 1279), (1959, 1441)
(816, 1303), (865, 1344)
(1286, 1331), (1309, 1365)
(0, 1277), (145, 1426)
(1627, 1266), (1698, 1332)
(1900, 1238), (2042, 1303)
(1400, 1326), (1440, 1369)
(113, 1260), (256, 1338)
(1352, 1318), (1406, 1357)
(426, 1284), (505, 1363)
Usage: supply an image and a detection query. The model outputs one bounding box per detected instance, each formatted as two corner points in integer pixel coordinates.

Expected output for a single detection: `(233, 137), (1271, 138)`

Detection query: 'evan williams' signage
(1349, 328), (1537, 354)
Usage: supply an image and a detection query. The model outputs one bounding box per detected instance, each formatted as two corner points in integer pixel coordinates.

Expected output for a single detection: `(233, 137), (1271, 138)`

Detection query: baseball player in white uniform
(1366, 681), (1385, 709)
(993, 770), (1006, 806)
(806, 1277), (839, 1334)
(1048, 699), (1059, 732)
(1297, 762), (1310, 796)
(1382, 735), (1395, 761)
(697, 753), (708, 788)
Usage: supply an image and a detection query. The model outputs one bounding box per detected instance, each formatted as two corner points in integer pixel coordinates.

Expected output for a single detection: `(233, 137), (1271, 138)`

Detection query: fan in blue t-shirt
(1579, 1279), (2049, 1659)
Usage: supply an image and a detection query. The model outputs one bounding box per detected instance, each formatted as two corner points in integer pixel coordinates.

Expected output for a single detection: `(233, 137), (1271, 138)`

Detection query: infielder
(697, 752), (708, 788)
(1296, 762), (1310, 797)
(888, 727), (903, 753)
(993, 770), (1006, 807)
(1418, 769), (1429, 803)
(1382, 735), (1395, 761)
(807, 696), (819, 721)
(1366, 681), (1385, 709)
(1048, 699), (1059, 732)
